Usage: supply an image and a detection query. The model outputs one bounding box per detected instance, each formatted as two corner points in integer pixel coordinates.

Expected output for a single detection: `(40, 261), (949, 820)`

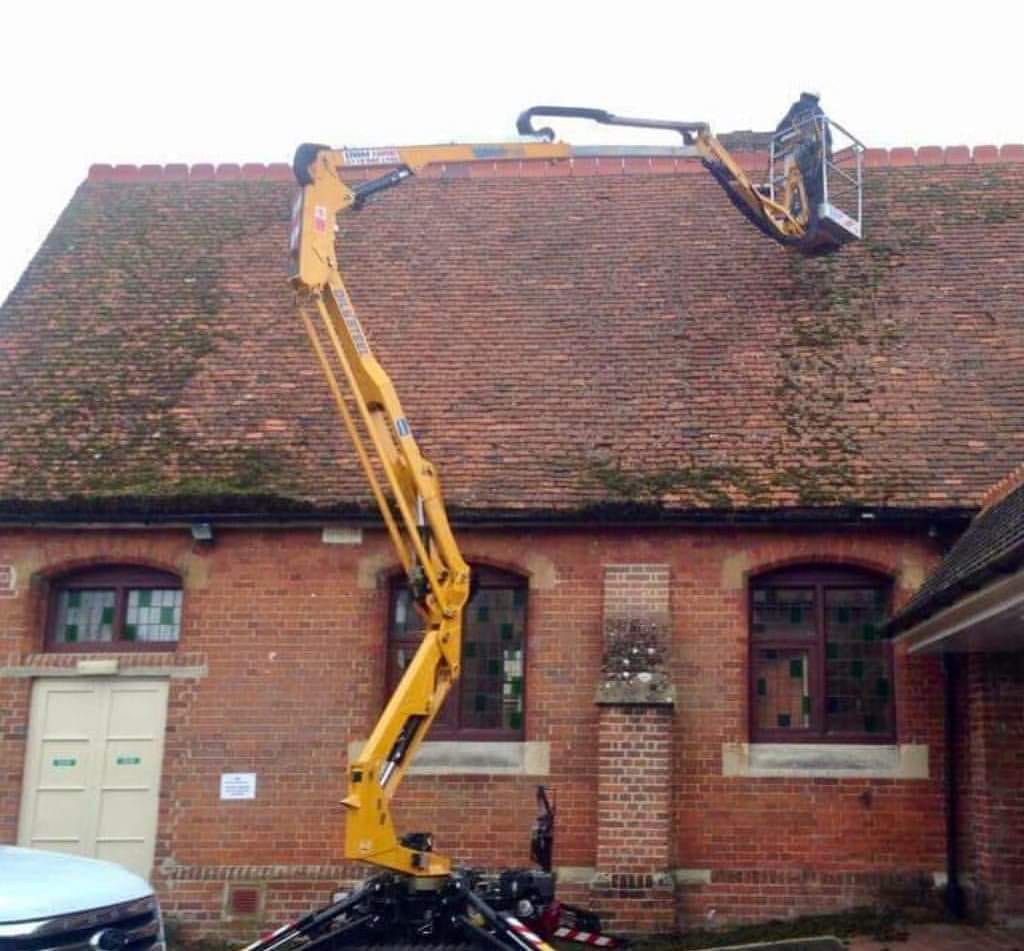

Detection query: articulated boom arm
(289, 138), (569, 878)
(516, 94), (862, 253)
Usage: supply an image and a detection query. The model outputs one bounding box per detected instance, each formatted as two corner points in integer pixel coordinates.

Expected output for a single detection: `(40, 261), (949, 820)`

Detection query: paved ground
(849, 924), (1023, 950)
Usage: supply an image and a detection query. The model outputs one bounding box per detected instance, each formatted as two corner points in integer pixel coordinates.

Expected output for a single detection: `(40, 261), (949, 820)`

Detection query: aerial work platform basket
(768, 96), (865, 252)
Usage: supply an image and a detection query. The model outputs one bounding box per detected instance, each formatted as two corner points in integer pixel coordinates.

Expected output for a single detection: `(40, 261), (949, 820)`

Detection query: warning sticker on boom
(332, 289), (371, 355)
(342, 147), (401, 167)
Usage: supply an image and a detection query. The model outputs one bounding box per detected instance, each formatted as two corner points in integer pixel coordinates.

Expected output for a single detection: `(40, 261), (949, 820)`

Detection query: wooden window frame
(749, 565), (895, 744)
(46, 565), (182, 653)
(386, 566), (527, 741)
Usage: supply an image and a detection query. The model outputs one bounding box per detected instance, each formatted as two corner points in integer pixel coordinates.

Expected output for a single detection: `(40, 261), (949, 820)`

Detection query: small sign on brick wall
(322, 526), (363, 545)
(0, 564), (16, 598)
(220, 773), (257, 800)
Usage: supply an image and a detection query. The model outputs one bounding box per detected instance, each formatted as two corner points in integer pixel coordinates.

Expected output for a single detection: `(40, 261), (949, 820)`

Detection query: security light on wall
(190, 521), (214, 542)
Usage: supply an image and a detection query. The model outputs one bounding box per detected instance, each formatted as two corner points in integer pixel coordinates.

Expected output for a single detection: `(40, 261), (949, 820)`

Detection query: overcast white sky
(1, 1), (1021, 304)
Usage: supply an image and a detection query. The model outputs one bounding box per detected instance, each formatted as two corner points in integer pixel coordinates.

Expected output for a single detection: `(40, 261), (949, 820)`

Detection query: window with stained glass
(48, 566), (182, 651)
(388, 565), (526, 739)
(749, 567), (893, 742)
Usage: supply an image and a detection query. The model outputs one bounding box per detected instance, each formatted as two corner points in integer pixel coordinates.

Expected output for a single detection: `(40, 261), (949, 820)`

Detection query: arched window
(47, 565), (182, 652)
(387, 565), (527, 740)
(749, 564), (893, 742)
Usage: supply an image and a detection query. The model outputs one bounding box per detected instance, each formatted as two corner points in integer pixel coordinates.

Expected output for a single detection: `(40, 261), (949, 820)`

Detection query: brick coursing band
(86, 144), (1024, 185)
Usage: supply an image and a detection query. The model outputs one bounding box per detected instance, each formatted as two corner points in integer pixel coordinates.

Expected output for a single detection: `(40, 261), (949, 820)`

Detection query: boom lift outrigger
(247, 94), (862, 951)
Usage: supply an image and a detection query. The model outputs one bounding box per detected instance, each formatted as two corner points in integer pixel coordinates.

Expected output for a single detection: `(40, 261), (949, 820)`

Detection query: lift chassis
(243, 866), (608, 951)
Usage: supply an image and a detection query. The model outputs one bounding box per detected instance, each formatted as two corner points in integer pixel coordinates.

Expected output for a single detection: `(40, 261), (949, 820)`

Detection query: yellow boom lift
(246, 94), (862, 951)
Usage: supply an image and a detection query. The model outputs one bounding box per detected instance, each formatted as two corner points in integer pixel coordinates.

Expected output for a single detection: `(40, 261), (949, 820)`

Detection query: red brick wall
(594, 706), (676, 932)
(0, 523), (947, 934)
(959, 652), (1024, 923)
(670, 533), (946, 924)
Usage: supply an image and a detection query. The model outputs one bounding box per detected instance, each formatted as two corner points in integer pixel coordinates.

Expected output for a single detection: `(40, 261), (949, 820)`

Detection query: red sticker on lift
(313, 205), (328, 233)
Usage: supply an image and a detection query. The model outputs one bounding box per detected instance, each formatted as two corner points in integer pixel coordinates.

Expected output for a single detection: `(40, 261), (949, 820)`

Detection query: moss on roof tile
(2, 164), (1024, 518)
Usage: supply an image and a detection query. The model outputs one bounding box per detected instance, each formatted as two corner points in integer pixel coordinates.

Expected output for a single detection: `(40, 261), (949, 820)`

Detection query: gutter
(0, 505), (975, 532)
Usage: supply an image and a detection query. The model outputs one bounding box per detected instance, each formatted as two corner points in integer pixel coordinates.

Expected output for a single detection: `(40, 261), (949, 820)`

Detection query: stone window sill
(722, 742), (929, 779)
(346, 740), (550, 776)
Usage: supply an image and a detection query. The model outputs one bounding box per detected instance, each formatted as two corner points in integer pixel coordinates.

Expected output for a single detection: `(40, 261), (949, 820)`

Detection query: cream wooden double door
(18, 678), (168, 880)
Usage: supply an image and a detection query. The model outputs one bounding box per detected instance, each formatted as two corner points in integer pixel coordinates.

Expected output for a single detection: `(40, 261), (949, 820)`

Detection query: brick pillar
(964, 653), (1024, 923)
(590, 565), (676, 935)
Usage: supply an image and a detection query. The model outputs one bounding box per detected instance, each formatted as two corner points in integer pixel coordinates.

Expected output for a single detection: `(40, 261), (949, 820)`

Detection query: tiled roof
(2, 147), (1024, 519)
(888, 474), (1024, 635)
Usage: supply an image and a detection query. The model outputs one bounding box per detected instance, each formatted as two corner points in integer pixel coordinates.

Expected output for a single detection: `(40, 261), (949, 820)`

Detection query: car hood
(0, 847), (152, 923)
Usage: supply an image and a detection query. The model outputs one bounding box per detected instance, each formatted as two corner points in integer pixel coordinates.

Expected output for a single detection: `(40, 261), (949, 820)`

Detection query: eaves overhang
(893, 567), (1024, 655)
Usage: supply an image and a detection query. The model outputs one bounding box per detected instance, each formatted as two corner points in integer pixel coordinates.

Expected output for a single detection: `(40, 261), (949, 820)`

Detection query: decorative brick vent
(596, 616), (674, 705)
(225, 883), (264, 919)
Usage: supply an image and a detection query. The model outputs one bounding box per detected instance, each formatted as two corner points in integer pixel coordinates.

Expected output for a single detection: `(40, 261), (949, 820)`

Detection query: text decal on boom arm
(332, 288), (371, 355)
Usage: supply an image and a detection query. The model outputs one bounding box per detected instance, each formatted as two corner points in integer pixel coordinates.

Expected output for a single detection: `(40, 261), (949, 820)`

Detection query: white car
(0, 847), (163, 951)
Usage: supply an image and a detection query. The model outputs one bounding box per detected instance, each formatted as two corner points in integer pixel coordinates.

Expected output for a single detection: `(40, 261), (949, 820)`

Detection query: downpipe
(944, 652), (966, 919)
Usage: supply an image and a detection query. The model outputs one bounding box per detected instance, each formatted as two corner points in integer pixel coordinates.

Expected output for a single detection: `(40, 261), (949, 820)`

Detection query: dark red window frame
(386, 566), (527, 741)
(46, 565), (182, 653)
(749, 565), (895, 744)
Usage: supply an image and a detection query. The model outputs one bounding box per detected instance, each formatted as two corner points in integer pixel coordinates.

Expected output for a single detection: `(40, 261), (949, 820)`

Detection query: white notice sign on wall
(220, 773), (256, 800)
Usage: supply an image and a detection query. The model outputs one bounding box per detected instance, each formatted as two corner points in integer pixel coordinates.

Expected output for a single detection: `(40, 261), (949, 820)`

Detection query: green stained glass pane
(68, 591), (81, 608)
(877, 677), (890, 698)
(138, 591), (151, 608)
(474, 694), (487, 712)
(837, 606), (851, 624)
(509, 711), (522, 730)
(789, 606), (802, 624)
(851, 660), (864, 678)
(512, 589), (525, 608)
(476, 605), (490, 623)
(65, 625), (78, 642)
(160, 606), (174, 625)
(802, 695), (811, 715)
(488, 659), (501, 676)
(789, 658), (803, 678)
(124, 624), (137, 641)
(500, 623), (514, 641)
(826, 642), (839, 659)
(777, 713), (792, 728)
(101, 606), (115, 626)
(874, 589), (887, 607)
(864, 714), (878, 734)
(464, 641), (477, 658)
(511, 677), (522, 697)
(757, 678), (767, 696)
(862, 623), (876, 642)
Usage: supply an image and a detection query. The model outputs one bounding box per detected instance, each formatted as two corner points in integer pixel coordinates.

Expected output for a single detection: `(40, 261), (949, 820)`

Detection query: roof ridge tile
(84, 144), (1024, 185)
(980, 462), (1024, 511)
